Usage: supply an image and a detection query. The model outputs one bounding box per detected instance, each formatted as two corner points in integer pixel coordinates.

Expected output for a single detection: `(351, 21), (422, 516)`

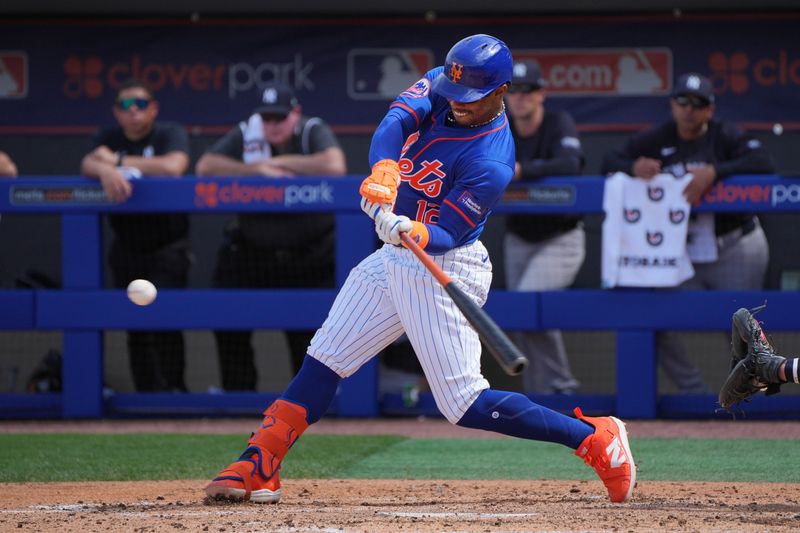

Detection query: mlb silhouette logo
(347, 49), (433, 101)
(0, 51), (28, 98)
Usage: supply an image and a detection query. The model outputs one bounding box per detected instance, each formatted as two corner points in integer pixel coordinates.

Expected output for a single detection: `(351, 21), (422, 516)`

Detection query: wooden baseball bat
(399, 232), (529, 376)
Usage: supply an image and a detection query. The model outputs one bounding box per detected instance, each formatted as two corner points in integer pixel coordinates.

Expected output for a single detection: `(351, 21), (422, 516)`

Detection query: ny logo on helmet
(449, 62), (463, 82)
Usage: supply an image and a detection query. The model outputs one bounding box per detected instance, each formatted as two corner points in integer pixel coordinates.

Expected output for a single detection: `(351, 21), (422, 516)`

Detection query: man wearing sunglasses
(602, 72), (776, 394)
(504, 59), (585, 395)
(195, 82), (346, 391)
(80, 78), (191, 393)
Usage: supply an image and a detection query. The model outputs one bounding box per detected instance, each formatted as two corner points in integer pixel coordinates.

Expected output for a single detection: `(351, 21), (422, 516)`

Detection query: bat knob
(509, 357), (529, 376)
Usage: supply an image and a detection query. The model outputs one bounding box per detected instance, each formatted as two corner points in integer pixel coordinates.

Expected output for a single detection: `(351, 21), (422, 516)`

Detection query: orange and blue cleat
(205, 446), (282, 503)
(205, 399), (309, 503)
(573, 407), (636, 503)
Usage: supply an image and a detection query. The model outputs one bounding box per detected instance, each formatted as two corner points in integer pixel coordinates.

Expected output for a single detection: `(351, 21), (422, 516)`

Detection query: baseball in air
(773, 123), (784, 136)
(127, 279), (157, 306)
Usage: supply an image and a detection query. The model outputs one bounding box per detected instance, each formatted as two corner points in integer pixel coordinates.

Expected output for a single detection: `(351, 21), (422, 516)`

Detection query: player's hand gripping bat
(399, 232), (529, 376)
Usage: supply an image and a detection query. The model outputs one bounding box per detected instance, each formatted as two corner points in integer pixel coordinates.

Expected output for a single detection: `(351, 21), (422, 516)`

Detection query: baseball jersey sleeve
(714, 122), (776, 177)
(518, 111), (584, 179)
(425, 158), (513, 254)
(369, 68), (441, 165)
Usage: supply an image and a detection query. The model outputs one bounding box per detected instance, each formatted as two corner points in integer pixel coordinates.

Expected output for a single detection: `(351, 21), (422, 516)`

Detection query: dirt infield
(2, 418), (799, 532)
(1, 479), (799, 532)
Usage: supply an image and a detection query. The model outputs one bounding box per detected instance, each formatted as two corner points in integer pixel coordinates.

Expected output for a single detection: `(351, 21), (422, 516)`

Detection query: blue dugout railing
(1, 175), (799, 420)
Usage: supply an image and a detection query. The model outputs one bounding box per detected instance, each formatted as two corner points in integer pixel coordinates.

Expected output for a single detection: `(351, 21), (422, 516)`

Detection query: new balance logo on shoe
(573, 407), (636, 503)
(606, 436), (627, 468)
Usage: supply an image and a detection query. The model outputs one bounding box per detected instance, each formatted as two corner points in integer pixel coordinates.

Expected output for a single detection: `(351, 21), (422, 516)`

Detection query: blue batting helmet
(432, 34), (513, 103)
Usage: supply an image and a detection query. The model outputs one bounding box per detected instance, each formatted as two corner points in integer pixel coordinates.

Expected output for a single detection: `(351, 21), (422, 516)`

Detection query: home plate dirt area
(1, 418), (799, 532)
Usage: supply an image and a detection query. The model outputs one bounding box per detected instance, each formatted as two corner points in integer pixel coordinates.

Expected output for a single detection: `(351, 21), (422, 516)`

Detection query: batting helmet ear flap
(432, 34), (513, 103)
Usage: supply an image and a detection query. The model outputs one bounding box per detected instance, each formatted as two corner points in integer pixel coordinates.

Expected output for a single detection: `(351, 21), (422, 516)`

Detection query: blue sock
(281, 355), (341, 424)
(457, 389), (593, 449)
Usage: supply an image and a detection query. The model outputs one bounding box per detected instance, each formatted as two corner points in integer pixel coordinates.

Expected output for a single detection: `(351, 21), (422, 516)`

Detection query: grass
(346, 437), (800, 482)
(0, 434), (404, 483)
(1, 434), (798, 483)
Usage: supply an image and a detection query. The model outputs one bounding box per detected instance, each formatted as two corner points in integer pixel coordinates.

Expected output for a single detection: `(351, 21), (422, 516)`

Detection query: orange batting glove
(374, 212), (429, 250)
(402, 221), (430, 250)
(360, 159), (401, 204)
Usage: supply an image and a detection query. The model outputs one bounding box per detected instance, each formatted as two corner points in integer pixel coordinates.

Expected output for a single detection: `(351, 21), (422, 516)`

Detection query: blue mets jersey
(369, 67), (515, 253)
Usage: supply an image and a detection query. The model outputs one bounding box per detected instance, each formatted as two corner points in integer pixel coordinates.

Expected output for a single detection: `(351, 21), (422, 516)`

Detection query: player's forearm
(269, 148), (347, 176)
(421, 224), (457, 255)
(714, 151), (776, 179)
(601, 151), (635, 176)
(0, 153), (18, 177)
(195, 153), (262, 176)
(369, 115), (408, 165)
(122, 152), (189, 177)
(80, 154), (114, 178)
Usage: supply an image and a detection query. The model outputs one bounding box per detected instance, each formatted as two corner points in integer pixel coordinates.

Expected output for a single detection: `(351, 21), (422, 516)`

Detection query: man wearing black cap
(602, 72), (776, 393)
(504, 59), (585, 394)
(196, 83), (346, 391)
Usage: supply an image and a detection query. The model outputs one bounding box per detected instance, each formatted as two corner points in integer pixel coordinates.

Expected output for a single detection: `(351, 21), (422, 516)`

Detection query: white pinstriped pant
(308, 241), (493, 423)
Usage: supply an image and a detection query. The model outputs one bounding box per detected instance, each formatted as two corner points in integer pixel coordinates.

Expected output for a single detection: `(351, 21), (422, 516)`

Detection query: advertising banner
(0, 16), (796, 132)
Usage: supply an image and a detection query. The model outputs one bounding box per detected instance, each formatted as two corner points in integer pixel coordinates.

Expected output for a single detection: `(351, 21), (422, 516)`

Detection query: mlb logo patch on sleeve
(457, 191), (484, 217)
(400, 78), (430, 99)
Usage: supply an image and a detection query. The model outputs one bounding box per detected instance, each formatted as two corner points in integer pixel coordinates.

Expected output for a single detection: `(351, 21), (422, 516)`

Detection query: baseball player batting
(206, 34), (636, 504)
